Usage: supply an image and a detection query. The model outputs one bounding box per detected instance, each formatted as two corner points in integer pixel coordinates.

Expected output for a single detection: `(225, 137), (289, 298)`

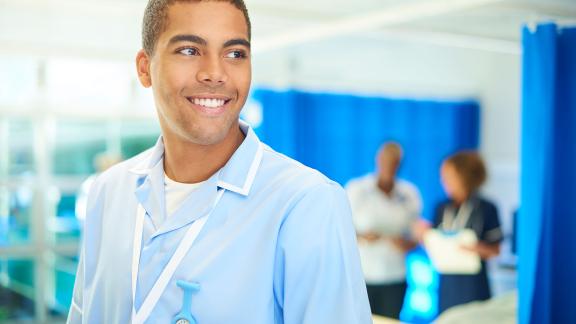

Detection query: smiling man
(67, 1), (371, 323)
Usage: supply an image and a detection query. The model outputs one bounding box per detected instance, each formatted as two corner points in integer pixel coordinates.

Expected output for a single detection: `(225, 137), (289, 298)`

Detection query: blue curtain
(252, 89), (479, 221)
(519, 23), (576, 324)
(251, 89), (480, 323)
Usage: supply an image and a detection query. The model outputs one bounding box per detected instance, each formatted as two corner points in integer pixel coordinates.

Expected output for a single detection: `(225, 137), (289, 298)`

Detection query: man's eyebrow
(168, 34), (207, 46)
(223, 38), (251, 49)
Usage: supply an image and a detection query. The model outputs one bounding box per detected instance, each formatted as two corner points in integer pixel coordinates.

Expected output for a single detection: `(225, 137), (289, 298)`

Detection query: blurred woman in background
(419, 151), (503, 314)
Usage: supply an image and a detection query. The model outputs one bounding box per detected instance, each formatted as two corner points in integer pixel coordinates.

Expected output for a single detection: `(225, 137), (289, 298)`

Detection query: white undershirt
(164, 174), (205, 217)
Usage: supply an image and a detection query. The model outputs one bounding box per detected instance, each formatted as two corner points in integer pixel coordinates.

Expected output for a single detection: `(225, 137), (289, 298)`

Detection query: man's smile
(185, 95), (233, 115)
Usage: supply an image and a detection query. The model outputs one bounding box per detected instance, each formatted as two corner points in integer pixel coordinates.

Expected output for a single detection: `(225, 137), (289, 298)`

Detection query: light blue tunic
(67, 121), (371, 324)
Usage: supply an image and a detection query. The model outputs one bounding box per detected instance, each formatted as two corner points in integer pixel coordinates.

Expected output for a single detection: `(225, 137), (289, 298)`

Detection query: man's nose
(196, 56), (228, 86)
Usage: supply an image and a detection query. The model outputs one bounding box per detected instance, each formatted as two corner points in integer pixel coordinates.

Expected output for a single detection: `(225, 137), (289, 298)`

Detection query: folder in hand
(423, 229), (481, 274)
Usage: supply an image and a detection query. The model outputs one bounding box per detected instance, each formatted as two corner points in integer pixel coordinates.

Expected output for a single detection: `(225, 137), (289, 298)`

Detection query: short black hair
(142, 0), (251, 56)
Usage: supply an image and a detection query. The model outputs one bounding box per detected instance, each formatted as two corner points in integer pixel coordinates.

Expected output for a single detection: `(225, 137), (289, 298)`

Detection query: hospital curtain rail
(518, 23), (576, 324)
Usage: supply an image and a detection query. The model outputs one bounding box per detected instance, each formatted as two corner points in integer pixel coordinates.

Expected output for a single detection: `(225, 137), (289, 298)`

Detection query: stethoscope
(131, 188), (225, 324)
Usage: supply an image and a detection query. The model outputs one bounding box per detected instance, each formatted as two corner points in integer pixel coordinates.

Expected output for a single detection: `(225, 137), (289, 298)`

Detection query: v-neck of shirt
(164, 174), (205, 218)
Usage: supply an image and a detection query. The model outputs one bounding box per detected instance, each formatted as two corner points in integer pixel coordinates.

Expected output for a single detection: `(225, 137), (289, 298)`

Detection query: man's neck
(163, 125), (245, 184)
(377, 178), (395, 196)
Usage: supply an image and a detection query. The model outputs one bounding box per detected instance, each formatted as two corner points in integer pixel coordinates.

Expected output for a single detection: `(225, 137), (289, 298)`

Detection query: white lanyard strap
(442, 202), (472, 232)
(131, 203), (145, 322)
(131, 189), (225, 324)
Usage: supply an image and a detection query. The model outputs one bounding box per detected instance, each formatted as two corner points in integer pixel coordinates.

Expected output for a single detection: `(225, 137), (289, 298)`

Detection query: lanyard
(442, 201), (472, 232)
(131, 189), (225, 324)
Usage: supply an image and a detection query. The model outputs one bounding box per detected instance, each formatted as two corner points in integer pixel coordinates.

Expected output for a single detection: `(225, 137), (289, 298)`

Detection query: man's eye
(225, 50), (247, 59)
(178, 48), (199, 56)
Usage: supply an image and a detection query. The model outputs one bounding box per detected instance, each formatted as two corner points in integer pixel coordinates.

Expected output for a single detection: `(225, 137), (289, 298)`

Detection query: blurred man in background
(346, 142), (422, 319)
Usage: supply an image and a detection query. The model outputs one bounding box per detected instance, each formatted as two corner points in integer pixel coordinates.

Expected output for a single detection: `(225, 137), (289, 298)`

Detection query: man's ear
(136, 49), (152, 88)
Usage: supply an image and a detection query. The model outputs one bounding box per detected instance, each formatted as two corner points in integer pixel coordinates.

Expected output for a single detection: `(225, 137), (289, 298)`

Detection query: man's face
(137, 1), (251, 146)
(377, 150), (400, 183)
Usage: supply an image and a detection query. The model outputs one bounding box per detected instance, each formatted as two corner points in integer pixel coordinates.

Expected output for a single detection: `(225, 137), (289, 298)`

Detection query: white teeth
(192, 98), (225, 108)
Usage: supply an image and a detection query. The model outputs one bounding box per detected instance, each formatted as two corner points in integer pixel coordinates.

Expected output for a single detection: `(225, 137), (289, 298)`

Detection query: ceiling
(0, 0), (573, 154)
(0, 0), (574, 60)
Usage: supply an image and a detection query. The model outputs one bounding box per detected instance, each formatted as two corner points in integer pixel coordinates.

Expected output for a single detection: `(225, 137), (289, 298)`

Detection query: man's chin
(183, 126), (236, 147)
